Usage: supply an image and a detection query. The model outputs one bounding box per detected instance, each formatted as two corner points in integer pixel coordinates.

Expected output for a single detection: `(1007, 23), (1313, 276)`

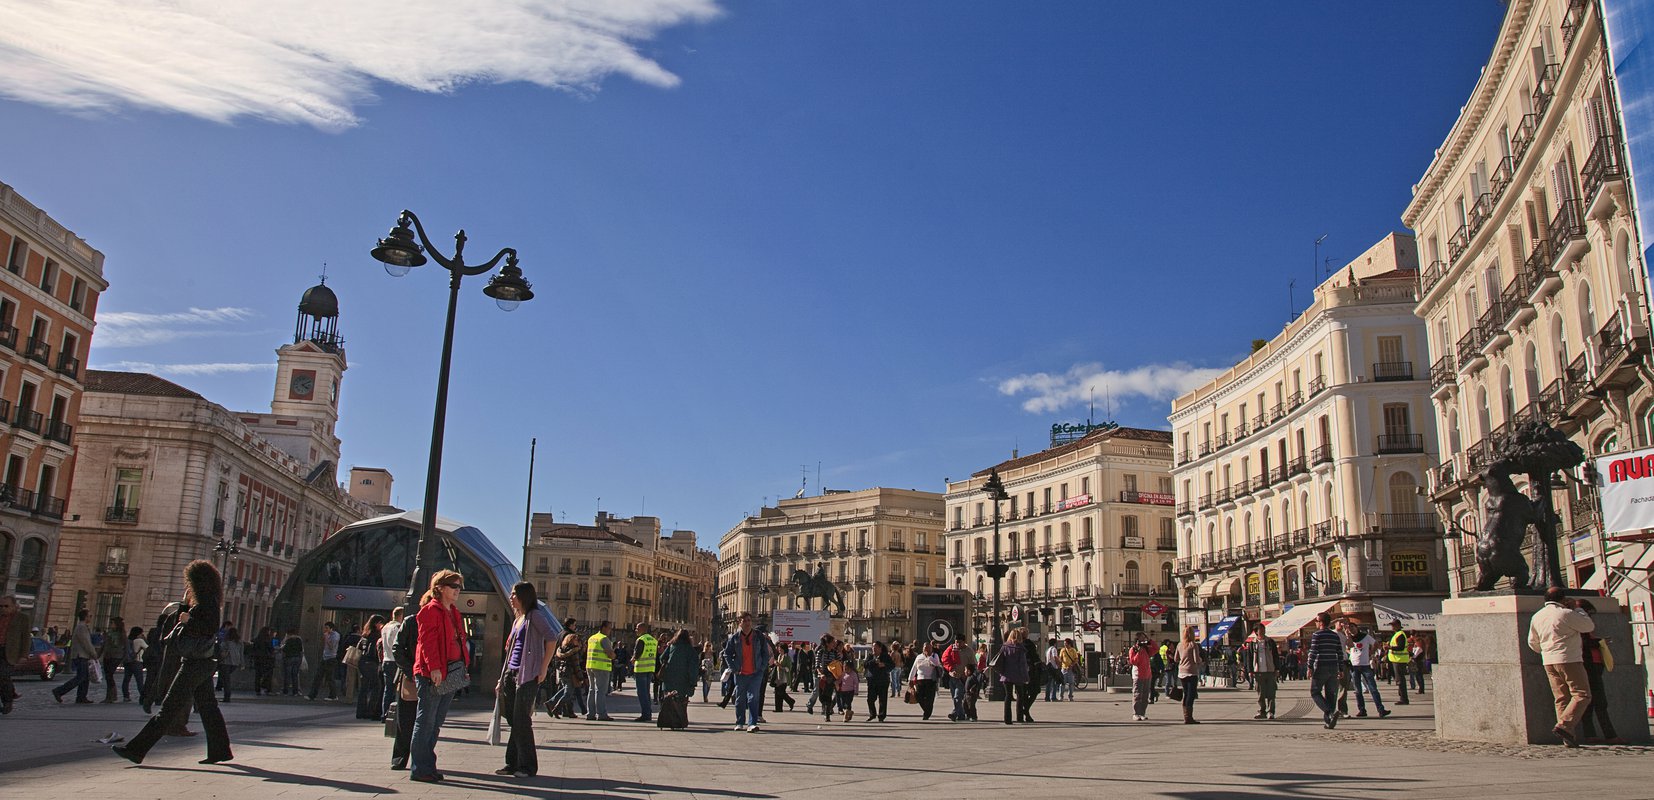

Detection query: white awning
(1581, 567), (1609, 592)
(1371, 596), (1444, 631)
(1261, 600), (1339, 640)
(1211, 576), (1240, 598)
(1196, 578), (1220, 599)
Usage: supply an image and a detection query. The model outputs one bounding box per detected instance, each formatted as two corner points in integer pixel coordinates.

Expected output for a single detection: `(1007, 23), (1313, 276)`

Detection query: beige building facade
(1171, 235), (1447, 643)
(1405, 0), (1651, 595)
(0, 181), (108, 618)
(50, 283), (376, 632)
(945, 426), (1177, 655)
(717, 488), (945, 644)
(525, 511), (716, 636)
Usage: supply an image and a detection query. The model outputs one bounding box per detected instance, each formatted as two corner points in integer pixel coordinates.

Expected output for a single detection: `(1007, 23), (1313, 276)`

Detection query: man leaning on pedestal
(1526, 586), (1595, 748)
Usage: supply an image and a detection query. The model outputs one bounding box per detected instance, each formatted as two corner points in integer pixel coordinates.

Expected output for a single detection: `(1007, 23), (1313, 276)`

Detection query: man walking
(631, 623), (657, 723)
(1384, 619), (1410, 705)
(1305, 613), (1345, 729)
(52, 609), (97, 704)
(1527, 587), (1595, 747)
(720, 611), (772, 732)
(941, 633), (974, 720)
(0, 595), (30, 714)
(308, 621), (340, 701)
(379, 608), (404, 719)
(101, 616), (126, 703)
(1043, 637), (1062, 702)
(1344, 620), (1390, 718)
(1247, 628), (1280, 720)
(584, 620), (615, 721)
(1059, 638), (1081, 700)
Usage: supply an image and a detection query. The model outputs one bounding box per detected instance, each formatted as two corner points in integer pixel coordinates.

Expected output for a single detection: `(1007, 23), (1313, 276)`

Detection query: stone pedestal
(1435, 593), (1648, 744)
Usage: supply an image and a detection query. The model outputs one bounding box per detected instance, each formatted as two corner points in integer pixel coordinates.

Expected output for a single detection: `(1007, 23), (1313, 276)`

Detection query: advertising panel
(1597, 446), (1654, 533)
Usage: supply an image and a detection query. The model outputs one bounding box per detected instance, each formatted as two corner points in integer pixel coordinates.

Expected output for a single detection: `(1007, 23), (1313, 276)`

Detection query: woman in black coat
(1019, 636), (1042, 723)
(114, 560), (232, 765)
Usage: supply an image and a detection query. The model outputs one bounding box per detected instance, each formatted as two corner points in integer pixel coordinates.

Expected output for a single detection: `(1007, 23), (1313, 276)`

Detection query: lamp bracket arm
(466, 247), (517, 277)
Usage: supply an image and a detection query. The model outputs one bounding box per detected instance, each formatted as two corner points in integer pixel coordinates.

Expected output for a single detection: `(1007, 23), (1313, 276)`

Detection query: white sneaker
(747, 724), (760, 732)
(734, 724), (747, 732)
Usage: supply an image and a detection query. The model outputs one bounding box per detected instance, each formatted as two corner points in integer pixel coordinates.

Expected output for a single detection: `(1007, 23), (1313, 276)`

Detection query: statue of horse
(789, 568), (846, 617)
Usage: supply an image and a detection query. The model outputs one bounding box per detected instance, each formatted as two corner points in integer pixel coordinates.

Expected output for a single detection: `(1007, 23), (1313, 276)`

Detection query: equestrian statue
(789, 566), (847, 617)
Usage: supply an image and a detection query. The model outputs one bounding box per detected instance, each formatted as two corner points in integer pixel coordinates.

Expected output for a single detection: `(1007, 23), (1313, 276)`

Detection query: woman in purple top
(497, 582), (559, 779)
(995, 628), (1029, 725)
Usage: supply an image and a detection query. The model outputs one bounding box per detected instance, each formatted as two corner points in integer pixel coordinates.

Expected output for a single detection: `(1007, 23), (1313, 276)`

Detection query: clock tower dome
(271, 278), (346, 465)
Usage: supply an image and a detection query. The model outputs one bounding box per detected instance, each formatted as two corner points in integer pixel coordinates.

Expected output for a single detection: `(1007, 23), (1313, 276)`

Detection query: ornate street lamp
(213, 538), (238, 614)
(1040, 556), (1054, 636)
(982, 469), (1010, 700)
(370, 210), (535, 617)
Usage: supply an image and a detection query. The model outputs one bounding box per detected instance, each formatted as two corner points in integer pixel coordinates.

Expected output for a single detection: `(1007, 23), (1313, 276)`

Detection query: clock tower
(271, 278), (346, 465)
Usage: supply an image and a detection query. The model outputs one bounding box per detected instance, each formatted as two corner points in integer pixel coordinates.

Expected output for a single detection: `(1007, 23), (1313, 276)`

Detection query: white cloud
(94, 360), (274, 376)
(998, 362), (1227, 414)
(95, 306), (258, 348)
(0, 0), (721, 130)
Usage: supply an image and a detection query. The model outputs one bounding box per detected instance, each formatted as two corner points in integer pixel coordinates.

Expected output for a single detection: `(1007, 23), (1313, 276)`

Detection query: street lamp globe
(370, 216), (426, 277)
(482, 257), (535, 311)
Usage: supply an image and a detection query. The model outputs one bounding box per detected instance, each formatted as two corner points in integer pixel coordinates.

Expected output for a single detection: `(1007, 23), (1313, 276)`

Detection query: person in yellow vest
(585, 620), (615, 721)
(631, 623), (658, 723)
(1385, 620), (1410, 705)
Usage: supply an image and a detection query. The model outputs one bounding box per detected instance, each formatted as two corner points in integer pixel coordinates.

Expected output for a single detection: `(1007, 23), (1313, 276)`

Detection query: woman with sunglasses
(409, 570), (469, 783)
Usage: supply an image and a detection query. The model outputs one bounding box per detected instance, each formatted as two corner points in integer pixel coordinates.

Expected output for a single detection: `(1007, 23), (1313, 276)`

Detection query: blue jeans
(1350, 665), (1386, 714)
(635, 673), (653, 720)
(586, 670), (611, 718)
(1045, 672), (1061, 702)
(409, 675), (453, 780)
(733, 672), (764, 726)
(282, 656), (301, 695)
(380, 662), (400, 718)
(950, 679), (968, 719)
(54, 657), (91, 701)
(1310, 666), (1340, 723)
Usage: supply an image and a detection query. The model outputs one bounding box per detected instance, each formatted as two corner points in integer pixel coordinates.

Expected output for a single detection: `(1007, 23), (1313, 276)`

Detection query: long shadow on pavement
(1156, 771), (1419, 799)
(436, 771), (774, 799)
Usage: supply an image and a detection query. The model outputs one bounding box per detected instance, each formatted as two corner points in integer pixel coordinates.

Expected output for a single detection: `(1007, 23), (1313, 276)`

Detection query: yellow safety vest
(1387, 630), (1410, 664)
(586, 632), (612, 672)
(634, 634), (658, 673)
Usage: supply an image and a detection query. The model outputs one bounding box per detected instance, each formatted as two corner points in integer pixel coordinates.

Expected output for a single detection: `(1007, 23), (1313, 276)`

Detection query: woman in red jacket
(409, 570), (469, 783)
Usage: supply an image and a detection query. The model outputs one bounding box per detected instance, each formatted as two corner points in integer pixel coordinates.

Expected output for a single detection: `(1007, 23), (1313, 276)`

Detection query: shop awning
(1371, 596), (1444, 631)
(1204, 616), (1239, 646)
(1199, 576), (1239, 599)
(1261, 600), (1339, 640)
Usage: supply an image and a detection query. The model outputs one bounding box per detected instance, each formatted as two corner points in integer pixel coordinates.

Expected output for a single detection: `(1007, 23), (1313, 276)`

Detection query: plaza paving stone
(3, 675), (1650, 798)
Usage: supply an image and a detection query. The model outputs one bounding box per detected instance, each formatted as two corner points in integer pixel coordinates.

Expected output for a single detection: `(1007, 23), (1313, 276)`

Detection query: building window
(94, 592), (123, 630)
(5, 238), (24, 273)
(113, 468), (142, 511)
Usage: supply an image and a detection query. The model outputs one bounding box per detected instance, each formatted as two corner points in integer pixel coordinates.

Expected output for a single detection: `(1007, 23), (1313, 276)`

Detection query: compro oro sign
(1597, 447), (1654, 534)
(1388, 551), (1430, 576)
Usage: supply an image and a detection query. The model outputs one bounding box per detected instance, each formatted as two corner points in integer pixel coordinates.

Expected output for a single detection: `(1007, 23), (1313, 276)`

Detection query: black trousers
(866, 680), (889, 720)
(500, 676), (539, 775)
(818, 683), (837, 719)
(915, 678), (937, 720)
(1016, 683), (1037, 720)
(772, 681), (793, 711)
(125, 658), (231, 762)
(1582, 663), (1618, 740)
(391, 697), (416, 768)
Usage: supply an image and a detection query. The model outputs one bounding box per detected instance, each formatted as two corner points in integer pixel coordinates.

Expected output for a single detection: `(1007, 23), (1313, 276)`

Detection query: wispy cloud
(94, 360), (275, 376)
(0, 1), (721, 131)
(94, 306), (257, 348)
(998, 362), (1227, 414)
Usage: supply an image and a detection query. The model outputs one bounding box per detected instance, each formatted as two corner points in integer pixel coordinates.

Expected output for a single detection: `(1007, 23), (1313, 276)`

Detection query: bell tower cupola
(271, 275), (347, 466)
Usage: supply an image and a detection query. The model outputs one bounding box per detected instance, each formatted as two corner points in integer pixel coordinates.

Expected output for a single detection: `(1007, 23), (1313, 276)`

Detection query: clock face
(289, 372), (315, 399)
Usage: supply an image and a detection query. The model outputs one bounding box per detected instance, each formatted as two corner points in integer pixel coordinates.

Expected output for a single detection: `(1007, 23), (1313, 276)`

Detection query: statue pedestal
(1435, 593), (1648, 745)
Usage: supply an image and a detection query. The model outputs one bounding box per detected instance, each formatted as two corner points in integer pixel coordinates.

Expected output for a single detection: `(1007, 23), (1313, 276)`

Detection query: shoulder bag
(434, 609), (470, 695)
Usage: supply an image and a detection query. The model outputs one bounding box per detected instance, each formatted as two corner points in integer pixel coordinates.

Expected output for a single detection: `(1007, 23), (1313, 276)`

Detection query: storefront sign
(1126, 491), (1175, 506)
(1050, 421), (1118, 446)
(1596, 446), (1654, 534)
(1058, 494), (1093, 512)
(1389, 551), (1429, 576)
(1245, 573), (1261, 598)
(1328, 557), (1343, 582)
(1264, 570), (1280, 593)
(1122, 535), (1143, 549)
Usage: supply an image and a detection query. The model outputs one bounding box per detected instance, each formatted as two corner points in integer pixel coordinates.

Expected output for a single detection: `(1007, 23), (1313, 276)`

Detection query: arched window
(1301, 490), (1311, 524)
(1263, 513), (1273, 540)
(1284, 566), (1300, 601)
(1580, 280), (1598, 344)
(1447, 408), (1461, 454)
(1388, 472), (1419, 515)
(1008, 572), (1018, 596)
(976, 575), (984, 596)
(1124, 560), (1140, 587)
(1060, 522), (1070, 547)
(1083, 562), (1093, 589)
(1243, 512), (1253, 545)
(1476, 385), (1492, 438)
(1281, 498), (1293, 532)
(1304, 563), (1320, 596)
(1553, 313), (1569, 374)
(1160, 562), (1174, 591)
(1500, 365), (1516, 421)
(17, 538), (45, 584)
(1524, 343), (1541, 402)
(1224, 517), (1234, 550)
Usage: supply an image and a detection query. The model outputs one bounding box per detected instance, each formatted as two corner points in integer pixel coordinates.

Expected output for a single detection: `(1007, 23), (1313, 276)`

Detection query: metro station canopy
(279, 509), (521, 604)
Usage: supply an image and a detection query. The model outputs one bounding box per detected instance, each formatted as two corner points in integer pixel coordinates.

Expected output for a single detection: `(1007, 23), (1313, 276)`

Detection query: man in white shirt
(1043, 639), (1062, 702)
(1526, 587), (1595, 747)
(1343, 620), (1391, 718)
(308, 620), (341, 701)
(379, 608), (405, 719)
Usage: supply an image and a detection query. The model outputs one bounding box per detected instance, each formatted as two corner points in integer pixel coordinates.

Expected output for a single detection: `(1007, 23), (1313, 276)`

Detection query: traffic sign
(1082, 619), (1102, 632)
(1142, 600), (1168, 618)
(1009, 606), (1021, 621)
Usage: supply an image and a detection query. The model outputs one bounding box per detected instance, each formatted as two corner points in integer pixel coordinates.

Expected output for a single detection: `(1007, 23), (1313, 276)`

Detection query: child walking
(835, 663), (860, 722)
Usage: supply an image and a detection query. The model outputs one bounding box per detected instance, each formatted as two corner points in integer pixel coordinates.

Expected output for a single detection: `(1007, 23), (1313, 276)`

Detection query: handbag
(399, 675), (419, 701)
(343, 640), (362, 668)
(1167, 684), (1184, 702)
(301, 655), (310, 673)
(1600, 640), (1615, 672)
(902, 683), (918, 704)
(486, 691), (504, 746)
(436, 658), (470, 694)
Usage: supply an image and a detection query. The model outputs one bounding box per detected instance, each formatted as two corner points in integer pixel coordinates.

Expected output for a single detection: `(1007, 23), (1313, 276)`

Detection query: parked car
(17, 636), (62, 679)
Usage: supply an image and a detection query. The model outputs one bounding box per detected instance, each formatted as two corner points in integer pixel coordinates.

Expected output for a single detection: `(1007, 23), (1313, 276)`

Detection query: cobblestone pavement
(3, 674), (1651, 798)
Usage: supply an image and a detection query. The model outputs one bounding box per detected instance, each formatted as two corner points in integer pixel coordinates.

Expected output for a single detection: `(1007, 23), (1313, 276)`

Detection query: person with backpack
(354, 616), (385, 720)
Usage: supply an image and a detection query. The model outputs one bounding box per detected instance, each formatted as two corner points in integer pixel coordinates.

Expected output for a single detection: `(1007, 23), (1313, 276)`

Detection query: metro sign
(1141, 600), (1168, 618)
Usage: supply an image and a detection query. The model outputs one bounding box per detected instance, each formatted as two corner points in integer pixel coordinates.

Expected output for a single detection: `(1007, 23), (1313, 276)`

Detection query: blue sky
(0, 2), (1505, 559)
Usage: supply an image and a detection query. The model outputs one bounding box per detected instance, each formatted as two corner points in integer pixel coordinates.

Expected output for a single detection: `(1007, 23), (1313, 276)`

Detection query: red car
(17, 636), (63, 679)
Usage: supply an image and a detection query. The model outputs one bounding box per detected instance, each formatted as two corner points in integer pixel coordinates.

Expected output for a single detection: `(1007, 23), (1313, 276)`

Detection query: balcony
(1457, 327), (1488, 373)
(887, 575), (907, 586)
(11, 407), (41, 434)
(1549, 198), (1588, 268)
(34, 494), (64, 519)
(97, 561), (129, 576)
(1490, 155), (1516, 202)
(1376, 433), (1424, 454)
(1252, 412), (1267, 430)
(259, 536), (272, 551)
(105, 506), (139, 523)
(45, 419), (71, 445)
(22, 337), (49, 365)
(1500, 271), (1536, 331)
(1176, 449), (1192, 466)
(1532, 63), (1561, 120)
(284, 543), (294, 558)
(1232, 421), (1249, 441)
(1523, 237), (1560, 303)
(1311, 520), (1335, 544)
(1310, 443), (1333, 466)
(883, 608), (911, 619)
(970, 553), (987, 566)
(0, 324), (15, 351)
(1287, 455), (1308, 476)
(888, 541), (906, 552)
(1308, 374), (1327, 396)
(54, 352), (80, 380)
(1198, 440), (1213, 457)
(1420, 259), (1447, 295)
(1479, 301), (1511, 352)
(1511, 112), (1540, 165)
(598, 568), (614, 577)
(231, 526), (245, 543)
(1562, 353), (1593, 410)
(1447, 223), (1470, 264)
(1468, 191), (1494, 237)
(1197, 493), (1214, 511)
(1430, 355), (1456, 392)
(1176, 557), (1191, 573)
(1115, 583), (1151, 596)
(1269, 465), (1288, 485)
(1157, 536), (1176, 551)
(1287, 390), (1304, 411)
(1175, 501), (1193, 516)
(1270, 402), (1286, 423)
(1372, 512), (1441, 536)
(1583, 133), (1628, 216)
(1372, 361), (1414, 382)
